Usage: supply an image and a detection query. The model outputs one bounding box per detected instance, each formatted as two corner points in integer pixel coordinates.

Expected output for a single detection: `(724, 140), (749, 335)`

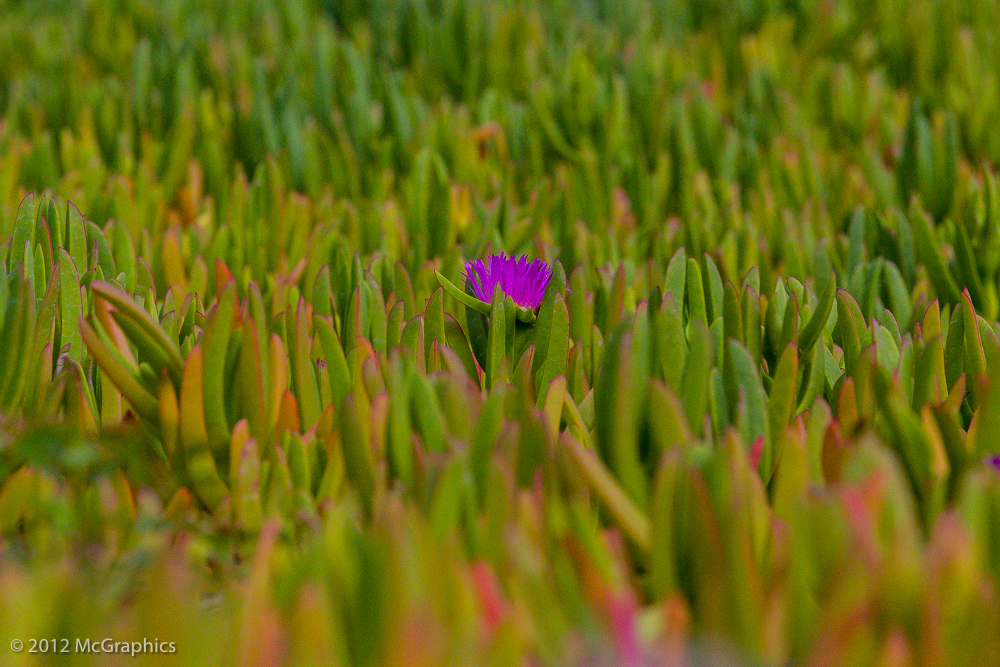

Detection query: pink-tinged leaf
(470, 561), (509, 635)
(748, 435), (765, 471)
(238, 522), (287, 667)
(608, 592), (641, 667)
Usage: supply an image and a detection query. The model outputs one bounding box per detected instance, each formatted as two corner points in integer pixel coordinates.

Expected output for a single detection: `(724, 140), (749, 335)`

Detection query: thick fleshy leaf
(768, 343), (799, 461)
(435, 270), (491, 315)
(912, 208), (962, 305)
(238, 318), (267, 441)
(81, 316), (159, 424)
(0, 275), (33, 410)
(486, 283), (506, 389)
(65, 202), (88, 279)
(9, 192), (34, 267)
(728, 339), (769, 474)
(561, 429), (650, 554)
(798, 270), (835, 357)
(179, 345), (229, 510)
(654, 292), (686, 394)
(647, 381), (695, 455)
(290, 298), (321, 430)
(443, 313), (480, 387)
(664, 246), (687, 303)
(203, 281), (236, 453)
(681, 320), (712, 437)
(229, 420), (262, 532)
(961, 289), (987, 408)
(340, 393), (375, 519)
(410, 371), (445, 453)
(92, 280), (184, 384)
(534, 294), (569, 406)
(686, 257), (707, 325)
(314, 314), (351, 414)
(424, 287), (446, 365)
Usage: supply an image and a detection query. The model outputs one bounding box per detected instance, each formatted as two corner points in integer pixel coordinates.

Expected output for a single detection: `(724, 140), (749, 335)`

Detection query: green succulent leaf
(435, 270), (491, 315)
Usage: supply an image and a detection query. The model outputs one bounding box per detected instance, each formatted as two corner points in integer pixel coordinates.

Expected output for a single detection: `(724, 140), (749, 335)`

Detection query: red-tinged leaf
(214, 259), (234, 296)
(748, 435), (765, 471)
(162, 487), (193, 521)
(276, 390), (301, 436)
(470, 561), (509, 634)
(237, 522), (286, 667)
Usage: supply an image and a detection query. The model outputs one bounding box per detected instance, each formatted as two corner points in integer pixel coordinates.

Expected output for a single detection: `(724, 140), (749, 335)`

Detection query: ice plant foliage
(464, 253), (552, 310)
(9, 1), (1000, 664)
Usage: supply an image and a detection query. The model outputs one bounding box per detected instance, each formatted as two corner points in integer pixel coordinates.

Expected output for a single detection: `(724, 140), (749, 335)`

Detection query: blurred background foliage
(2, 0), (1000, 665)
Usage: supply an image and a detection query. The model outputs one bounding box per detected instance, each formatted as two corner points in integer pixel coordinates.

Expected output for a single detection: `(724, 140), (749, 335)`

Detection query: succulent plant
(2, 0), (1000, 664)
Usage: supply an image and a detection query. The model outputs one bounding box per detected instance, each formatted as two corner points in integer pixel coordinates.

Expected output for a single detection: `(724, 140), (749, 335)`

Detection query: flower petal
(462, 252), (552, 310)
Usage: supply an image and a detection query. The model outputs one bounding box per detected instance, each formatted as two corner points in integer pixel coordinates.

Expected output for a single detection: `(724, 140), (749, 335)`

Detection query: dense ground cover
(2, 0), (1000, 664)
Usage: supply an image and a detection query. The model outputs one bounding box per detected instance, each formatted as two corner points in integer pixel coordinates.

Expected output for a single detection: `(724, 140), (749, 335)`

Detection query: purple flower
(463, 253), (552, 311)
(987, 454), (1000, 472)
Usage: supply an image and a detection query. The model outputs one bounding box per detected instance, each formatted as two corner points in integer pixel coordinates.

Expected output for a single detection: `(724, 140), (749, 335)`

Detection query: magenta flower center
(463, 253), (552, 311)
